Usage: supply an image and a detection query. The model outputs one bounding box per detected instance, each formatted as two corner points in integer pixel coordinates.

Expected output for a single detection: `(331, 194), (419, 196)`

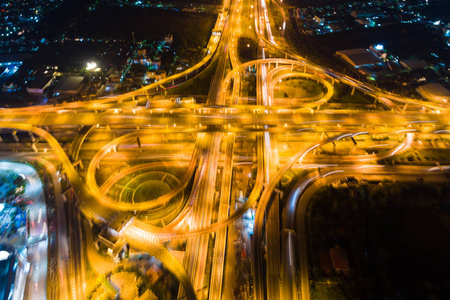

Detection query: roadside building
(314, 14), (325, 24)
(336, 48), (382, 68)
(369, 44), (386, 58)
(355, 18), (370, 26)
(146, 70), (166, 83)
(329, 246), (350, 274)
(350, 10), (365, 19)
(319, 249), (333, 275)
(2, 81), (18, 92)
(151, 57), (161, 70)
(26, 75), (53, 96)
(417, 83), (450, 103)
(137, 49), (146, 57)
(164, 34), (173, 45)
(134, 49), (151, 66)
(109, 73), (121, 83)
(400, 58), (427, 71)
(53, 76), (85, 96)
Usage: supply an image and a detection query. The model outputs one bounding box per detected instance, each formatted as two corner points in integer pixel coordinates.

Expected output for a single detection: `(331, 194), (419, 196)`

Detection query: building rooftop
(417, 83), (450, 103)
(329, 247), (350, 272)
(28, 75), (53, 90)
(54, 76), (84, 93)
(336, 48), (382, 67)
(400, 58), (427, 70)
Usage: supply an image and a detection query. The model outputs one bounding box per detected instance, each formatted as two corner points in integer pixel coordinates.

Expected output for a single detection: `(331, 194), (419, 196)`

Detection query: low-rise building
(417, 83), (450, 103)
(319, 249), (333, 274)
(26, 75), (53, 96)
(164, 34), (173, 45)
(146, 70), (166, 83)
(329, 246), (350, 274)
(2, 81), (18, 92)
(369, 44), (385, 57)
(314, 14), (325, 24)
(400, 58), (427, 70)
(336, 48), (382, 68)
(351, 10), (365, 19)
(53, 76), (85, 96)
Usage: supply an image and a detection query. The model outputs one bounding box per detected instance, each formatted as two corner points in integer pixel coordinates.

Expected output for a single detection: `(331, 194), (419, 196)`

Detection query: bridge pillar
(12, 131), (19, 142)
(351, 87), (355, 95)
(31, 143), (38, 153)
(137, 137), (141, 153)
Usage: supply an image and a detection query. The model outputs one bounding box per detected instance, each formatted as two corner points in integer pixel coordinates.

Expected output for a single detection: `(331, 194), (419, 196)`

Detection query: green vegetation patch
(331, 83), (374, 104)
(274, 78), (324, 99)
(133, 180), (171, 203)
(77, 5), (215, 48)
(43, 3), (216, 47)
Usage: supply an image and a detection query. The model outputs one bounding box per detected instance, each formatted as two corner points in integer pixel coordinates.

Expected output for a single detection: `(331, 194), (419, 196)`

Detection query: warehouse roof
(336, 48), (381, 67)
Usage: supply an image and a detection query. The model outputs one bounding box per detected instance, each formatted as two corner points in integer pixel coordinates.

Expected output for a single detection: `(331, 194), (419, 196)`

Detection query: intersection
(0, 0), (449, 299)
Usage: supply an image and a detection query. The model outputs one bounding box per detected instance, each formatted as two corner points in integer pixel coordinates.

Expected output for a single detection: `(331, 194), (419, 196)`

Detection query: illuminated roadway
(0, 0), (449, 299)
(286, 166), (450, 300)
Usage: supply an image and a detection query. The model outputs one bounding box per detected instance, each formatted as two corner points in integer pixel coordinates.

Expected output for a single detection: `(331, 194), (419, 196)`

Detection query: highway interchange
(0, 0), (449, 299)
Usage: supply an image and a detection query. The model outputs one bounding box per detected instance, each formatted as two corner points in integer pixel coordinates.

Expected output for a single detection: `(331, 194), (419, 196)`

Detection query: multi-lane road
(0, 0), (449, 299)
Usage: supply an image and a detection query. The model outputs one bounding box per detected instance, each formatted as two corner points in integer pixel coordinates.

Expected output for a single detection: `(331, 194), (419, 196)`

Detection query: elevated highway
(283, 166), (450, 300)
(0, 0), (449, 299)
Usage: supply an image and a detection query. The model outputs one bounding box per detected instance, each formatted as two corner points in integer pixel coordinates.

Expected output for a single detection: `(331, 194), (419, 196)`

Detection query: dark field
(313, 23), (449, 64)
(72, 5), (216, 46)
(308, 181), (450, 299)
